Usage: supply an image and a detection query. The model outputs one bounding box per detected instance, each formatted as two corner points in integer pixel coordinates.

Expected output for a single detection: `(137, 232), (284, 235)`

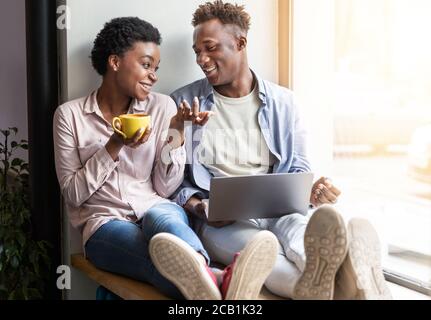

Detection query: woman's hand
(168, 97), (214, 148)
(310, 177), (341, 207)
(105, 124), (152, 160)
(170, 97), (215, 132)
(121, 126), (152, 149)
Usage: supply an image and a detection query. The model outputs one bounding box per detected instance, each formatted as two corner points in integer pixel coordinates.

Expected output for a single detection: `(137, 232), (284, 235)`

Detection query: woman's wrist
(169, 115), (185, 132)
(168, 127), (185, 149)
(105, 134), (124, 161)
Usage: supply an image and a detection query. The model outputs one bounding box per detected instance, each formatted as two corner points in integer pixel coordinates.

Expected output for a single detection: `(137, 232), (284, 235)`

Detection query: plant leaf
(11, 158), (24, 167)
(27, 288), (42, 299)
(11, 256), (19, 268)
(17, 233), (25, 247)
(10, 167), (19, 173)
(8, 289), (17, 300)
(0, 127), (51, 300)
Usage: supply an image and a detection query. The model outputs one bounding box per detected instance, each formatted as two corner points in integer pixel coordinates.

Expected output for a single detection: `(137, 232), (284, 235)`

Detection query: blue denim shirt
(170, 72), (311, 207)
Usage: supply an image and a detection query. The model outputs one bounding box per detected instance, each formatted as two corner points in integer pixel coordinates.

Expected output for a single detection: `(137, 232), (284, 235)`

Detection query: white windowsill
(387, 281), (430, 300)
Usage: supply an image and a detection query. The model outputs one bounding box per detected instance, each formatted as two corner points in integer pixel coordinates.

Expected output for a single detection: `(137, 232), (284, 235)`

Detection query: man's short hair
(192, 0), (251, 35)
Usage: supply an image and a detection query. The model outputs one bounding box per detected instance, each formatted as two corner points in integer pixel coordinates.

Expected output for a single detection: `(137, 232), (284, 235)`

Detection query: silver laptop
(204, 172), (314, 222)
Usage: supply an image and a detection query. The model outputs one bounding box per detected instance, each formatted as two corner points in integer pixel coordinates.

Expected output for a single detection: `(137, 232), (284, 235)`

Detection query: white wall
(59, 0), (278, 300)
(0, 0), (28, 159)
(62, 0), (278, 101)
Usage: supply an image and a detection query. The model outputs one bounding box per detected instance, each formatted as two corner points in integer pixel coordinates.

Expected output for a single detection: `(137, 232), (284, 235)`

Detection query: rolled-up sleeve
(152, 97), (186, 198)
(288, 95), (311, 173)
(53, 106), (118, 208)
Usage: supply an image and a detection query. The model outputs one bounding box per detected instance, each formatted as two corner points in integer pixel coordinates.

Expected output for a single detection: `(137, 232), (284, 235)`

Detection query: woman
(53, 17), (277, 300)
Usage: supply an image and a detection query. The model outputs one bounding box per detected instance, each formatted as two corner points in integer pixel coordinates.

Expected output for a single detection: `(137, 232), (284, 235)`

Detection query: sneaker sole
(225, 231), (278, 300)
(346, 219), (392, 300)
(149, 233), (222, 300)
(293, 206), (348, 300)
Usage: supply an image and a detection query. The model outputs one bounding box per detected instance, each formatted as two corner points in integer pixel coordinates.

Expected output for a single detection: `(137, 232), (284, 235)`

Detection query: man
(170, 0), (391, 300)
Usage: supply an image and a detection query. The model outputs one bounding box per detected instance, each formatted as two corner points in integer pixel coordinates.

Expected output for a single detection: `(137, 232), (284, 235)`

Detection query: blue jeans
(85, 202), (210, 299)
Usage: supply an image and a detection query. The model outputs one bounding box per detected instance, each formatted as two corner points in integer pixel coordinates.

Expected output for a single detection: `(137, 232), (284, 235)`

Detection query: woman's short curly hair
(90, 17), (161, 76)
(192, 0), (251, 34)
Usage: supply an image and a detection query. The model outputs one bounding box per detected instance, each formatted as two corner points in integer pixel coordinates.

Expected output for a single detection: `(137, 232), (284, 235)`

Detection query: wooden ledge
(71, 254), (284, 300)
(71, 254), (170, 300)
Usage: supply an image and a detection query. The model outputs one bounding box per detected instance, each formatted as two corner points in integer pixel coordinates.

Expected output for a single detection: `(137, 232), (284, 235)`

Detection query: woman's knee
(142, 204), (189, 236)
(144, 204), (186, 223)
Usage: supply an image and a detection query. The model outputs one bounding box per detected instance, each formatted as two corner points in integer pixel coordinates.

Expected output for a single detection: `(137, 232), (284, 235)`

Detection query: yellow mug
(112, 113), (151, 139)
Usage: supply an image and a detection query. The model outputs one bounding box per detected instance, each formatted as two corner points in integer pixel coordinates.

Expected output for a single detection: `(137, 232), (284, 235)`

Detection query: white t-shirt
(198, 86), (276, 177)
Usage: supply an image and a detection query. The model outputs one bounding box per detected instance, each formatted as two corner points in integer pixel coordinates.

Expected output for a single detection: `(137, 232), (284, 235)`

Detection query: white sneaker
(335, 218), (392, 300)
(149, 233), (221, 300)
(222, 230), (279, 300)
(293, 205), (348, 300)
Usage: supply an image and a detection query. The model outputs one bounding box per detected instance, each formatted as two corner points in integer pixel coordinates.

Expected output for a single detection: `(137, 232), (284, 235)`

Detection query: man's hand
(184, 196), (235, 228)
(310, 177), (341, 207)
(193, 200), (208, 219)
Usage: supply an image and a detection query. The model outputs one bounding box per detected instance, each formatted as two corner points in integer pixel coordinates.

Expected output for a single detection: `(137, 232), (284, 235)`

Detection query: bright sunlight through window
(291, 0), (431, 294)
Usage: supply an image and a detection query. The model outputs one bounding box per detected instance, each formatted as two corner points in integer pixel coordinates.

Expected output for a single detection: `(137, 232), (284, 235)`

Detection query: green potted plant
(0, 127), (51, 299)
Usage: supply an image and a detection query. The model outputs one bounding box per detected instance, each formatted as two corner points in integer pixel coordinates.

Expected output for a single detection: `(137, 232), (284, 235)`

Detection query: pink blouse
(53, 90), (185, 246)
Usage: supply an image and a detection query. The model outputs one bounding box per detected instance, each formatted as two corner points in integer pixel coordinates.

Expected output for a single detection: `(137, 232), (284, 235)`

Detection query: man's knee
(312, 204), (339, 216)
(278, 212), (309, 225)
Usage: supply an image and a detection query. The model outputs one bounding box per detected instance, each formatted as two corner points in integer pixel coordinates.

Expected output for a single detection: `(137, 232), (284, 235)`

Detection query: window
(285, 0), (431, 295)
